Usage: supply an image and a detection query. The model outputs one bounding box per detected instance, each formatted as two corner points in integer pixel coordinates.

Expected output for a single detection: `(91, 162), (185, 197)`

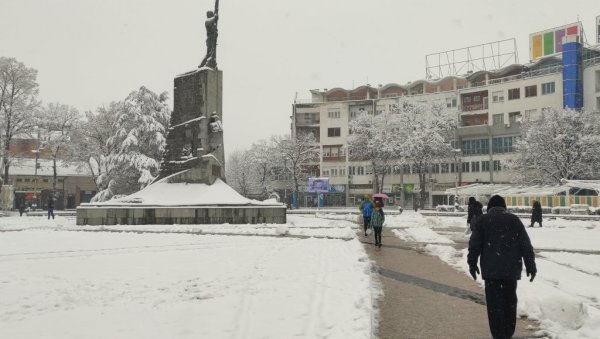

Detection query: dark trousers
(373, 226), (382, 244)
(48, 208), (55, 219)
(484, 279), (518, 339)
(363, 216), (371, 233)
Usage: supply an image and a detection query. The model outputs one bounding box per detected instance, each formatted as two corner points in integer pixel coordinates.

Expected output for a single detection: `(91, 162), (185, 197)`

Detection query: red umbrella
(373, 193), (389, 199)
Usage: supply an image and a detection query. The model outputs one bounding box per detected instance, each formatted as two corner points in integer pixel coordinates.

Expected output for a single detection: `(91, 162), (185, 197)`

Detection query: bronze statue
(199, 0), (219, 69)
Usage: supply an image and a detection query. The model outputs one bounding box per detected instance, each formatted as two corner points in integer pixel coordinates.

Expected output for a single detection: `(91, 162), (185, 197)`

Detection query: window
(524, 109), (537, 120)
(508, 88), (520, 100)
(328, 110), (340, 118)
(525, 85), (537, 97)
(508, 112), (520, 124)
(357, 166), (364, 175)
(473, 95), (480, 102)
(492, 91), (504, 103)
(441, 163), (449, 173)
(492, 136), (516, 153)
(366, 166), (374, 175)
(493, 160), (502, 171)
(471, 161), (480, 172)
(24, 178), (31, 182)
(348, 166), (356, 175)
(340, 168), (346, 176)
(327, 128), (341, 137)
(330, 168), (338, 176)
(492, 114), (504, 125)
(450, 163), (456, 173)
(403, 164), (411, 174)
(464, 96), (471, 103)
(541, 82), (555, 95)
(43, 178), (49, 183)
(432, 164), (440, 173)
(462, 162), (470, 173)
(482, 161), (490, 172)
(446, 97), (457, 108)
(322, 170), (329, 176)
(461, 138), (489, 155)
(16, 178), (22, 182)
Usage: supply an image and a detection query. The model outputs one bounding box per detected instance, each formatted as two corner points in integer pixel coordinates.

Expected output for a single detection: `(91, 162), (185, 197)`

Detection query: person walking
(466, 196), (483, 235)
(359, 197), (374, 236)
(530, 200), (543, 228)
(371, 201), (385, 248)
(47, 198), (55, 220)
(18, 202), (25, 217)
(467, 195), (537, 339)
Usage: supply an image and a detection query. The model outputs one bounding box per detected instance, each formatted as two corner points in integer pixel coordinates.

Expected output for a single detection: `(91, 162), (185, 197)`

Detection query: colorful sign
(307, 177), (329, 193)
(529, 22), (581, 60)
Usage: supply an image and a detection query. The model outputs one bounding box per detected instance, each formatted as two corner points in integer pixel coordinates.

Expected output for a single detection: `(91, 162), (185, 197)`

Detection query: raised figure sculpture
(199, 0), (219, 69)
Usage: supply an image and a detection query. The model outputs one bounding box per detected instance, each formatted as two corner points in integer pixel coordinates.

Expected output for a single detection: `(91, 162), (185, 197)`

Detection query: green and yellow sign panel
(529, 22), (581, 61)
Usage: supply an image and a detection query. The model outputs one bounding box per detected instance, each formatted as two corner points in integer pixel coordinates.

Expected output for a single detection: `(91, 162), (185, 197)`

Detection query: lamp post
(452, 148), (462, 206)
(31, 126), (40, 210)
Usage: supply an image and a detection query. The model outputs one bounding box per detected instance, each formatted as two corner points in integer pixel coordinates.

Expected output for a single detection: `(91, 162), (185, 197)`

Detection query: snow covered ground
(0, 214), (375, 339)
(387, 211), (600, 339)
(3, 210), (599, 338)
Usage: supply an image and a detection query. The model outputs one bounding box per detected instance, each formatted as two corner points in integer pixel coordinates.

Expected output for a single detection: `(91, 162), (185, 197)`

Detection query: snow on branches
(508, 107), (600, 184)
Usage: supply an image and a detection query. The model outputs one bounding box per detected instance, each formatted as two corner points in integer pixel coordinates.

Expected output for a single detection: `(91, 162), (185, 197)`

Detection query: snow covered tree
(272, 132), (319, 199)
(248, 139), (278, 199)
(94, 86), (170, 201)
(347, 111), (402, 193)
(70, 105), (119, 192)
(0, 57), (40, 184)
(226, 148), (258, 198)
(39, 103), (82, 193)
(394, 100), (457, 209)
(508, 107), (600, 184)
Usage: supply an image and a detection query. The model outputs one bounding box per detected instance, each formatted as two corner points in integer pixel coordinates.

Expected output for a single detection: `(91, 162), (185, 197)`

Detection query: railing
(462, 101), (488, 112)
(584, 56), (600, 67)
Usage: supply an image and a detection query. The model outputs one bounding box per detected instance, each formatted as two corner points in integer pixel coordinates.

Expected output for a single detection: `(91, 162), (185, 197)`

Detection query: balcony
(461, 101), (488, 112)
(322, 156), (345, 162)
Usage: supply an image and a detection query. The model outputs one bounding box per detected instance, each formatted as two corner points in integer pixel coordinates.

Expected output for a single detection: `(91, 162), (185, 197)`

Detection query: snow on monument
(76, 0), (286, 225)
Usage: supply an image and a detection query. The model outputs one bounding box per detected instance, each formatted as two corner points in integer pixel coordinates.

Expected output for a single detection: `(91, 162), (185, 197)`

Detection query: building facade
(292, 39), (600, 208)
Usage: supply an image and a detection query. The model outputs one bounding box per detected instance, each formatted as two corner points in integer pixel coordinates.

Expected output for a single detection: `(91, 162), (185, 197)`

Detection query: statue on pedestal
(199, 0), (219, 69)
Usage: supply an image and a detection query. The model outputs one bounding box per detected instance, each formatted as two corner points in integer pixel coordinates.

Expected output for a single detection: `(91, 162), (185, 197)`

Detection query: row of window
(15, 177), (63, 183)
(494, 81), (555, 102)
(346, 160), (505, 176)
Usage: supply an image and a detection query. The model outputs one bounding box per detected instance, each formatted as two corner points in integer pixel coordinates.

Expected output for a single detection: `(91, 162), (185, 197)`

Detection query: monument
(76, 0), (286, 225)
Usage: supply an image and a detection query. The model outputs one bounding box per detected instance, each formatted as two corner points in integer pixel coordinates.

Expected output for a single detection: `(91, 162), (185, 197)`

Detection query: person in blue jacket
(359, 197), (374, 236)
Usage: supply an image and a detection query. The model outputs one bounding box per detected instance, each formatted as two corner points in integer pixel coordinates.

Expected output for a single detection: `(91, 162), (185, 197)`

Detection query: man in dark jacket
(468, 195), (537, 339)
(466, 196), (483, 235)
(530, 200), (543, 227)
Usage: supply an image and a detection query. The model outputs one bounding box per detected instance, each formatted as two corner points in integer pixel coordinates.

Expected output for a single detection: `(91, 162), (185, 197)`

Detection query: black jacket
(467, 201), (483, 224)
(531, 202), (542, 222)
(468, 207), (536, 280)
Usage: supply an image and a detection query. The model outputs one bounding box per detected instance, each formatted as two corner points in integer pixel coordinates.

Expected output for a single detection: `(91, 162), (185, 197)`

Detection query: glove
(469, 266), (480, 280)
(527, 270), (536, 282)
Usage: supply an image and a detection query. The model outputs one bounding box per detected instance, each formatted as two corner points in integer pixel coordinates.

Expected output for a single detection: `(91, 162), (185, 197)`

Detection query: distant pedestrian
(466, 196), (483, 235)
(47, 198), (55, 220)
(359, 197), (373, 236)
(371, 201), (385, 248)
(530, 200), (543, 228)
(18, 202), (25, 217)
(413, 198), (419, 212)
(468, 195), (537, 339)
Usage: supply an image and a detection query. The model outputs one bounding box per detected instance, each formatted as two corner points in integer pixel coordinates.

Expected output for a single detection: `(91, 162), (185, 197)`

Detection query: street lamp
(31, 126), (41, 210)
(452, 148), (462, 206)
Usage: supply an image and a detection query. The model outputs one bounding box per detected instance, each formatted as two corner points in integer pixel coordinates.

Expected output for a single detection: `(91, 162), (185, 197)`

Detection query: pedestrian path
(360, 227), (543, 339)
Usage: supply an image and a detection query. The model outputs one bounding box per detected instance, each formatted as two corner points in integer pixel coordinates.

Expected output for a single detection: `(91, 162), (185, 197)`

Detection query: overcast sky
(1, 0), (599, 154)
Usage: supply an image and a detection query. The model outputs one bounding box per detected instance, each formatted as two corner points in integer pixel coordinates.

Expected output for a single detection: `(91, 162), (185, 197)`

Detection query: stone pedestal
(158, 68), (224, 182)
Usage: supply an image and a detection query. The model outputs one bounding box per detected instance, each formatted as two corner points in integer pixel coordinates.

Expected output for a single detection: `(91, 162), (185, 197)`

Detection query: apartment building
(292, 38), (600, 208)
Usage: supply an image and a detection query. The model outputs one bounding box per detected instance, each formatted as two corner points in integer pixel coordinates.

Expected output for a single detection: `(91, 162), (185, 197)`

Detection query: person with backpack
(359, 197), (374, 236)
(371, 201), (385, 248)
(466, 196), (483, 235)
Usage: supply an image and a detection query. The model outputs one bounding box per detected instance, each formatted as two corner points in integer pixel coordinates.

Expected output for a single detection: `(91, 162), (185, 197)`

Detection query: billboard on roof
(529, 22), (582, 61)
